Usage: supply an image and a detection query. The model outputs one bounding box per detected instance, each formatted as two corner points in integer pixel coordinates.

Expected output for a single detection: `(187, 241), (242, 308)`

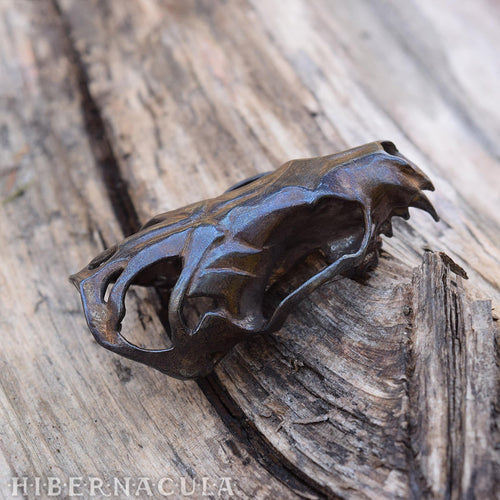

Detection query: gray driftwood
(0, 1), (499, 499)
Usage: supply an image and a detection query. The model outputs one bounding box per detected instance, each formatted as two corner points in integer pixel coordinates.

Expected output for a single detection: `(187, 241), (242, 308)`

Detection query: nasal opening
(380, 141), (398, 156)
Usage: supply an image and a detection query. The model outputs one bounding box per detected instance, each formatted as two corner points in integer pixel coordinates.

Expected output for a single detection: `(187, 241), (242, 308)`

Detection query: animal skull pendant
(70, 141), (438, 379)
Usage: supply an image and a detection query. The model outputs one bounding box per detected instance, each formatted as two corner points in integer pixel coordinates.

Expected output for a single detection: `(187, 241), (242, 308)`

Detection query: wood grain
(1, 0), (499, 498)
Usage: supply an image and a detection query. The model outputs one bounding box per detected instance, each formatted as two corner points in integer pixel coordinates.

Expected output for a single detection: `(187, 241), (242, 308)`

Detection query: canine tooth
(393, 208), (410, 220)
(410, 192), (439, 221)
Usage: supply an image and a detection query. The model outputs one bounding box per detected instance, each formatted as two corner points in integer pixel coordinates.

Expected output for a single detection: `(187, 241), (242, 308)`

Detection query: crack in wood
(51, 0), (140, 238)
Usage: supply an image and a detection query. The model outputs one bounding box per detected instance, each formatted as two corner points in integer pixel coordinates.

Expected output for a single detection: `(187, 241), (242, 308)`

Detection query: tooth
(420, 178), (435, 191)
(393, 208), (410, 220)
(410, 192), (440, 221)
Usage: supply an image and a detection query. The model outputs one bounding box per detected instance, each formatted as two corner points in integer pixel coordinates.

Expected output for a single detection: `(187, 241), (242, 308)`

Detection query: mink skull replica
(71, 141), (439, 379)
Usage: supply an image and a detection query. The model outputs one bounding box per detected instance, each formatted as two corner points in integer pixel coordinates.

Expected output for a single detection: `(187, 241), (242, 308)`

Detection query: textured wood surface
(410, 253), (499, 499)
(1, 1), (499, 499)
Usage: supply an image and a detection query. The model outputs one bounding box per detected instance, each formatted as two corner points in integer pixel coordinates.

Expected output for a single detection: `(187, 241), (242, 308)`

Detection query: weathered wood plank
(0, 2), (298, 498)
(2, 0), (499, 498)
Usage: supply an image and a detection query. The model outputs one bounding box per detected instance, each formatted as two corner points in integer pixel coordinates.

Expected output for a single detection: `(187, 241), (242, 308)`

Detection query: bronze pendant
(70, 141), (438, 379)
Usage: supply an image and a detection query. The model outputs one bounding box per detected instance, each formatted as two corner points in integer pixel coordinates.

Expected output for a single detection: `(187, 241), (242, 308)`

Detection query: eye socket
(381, 141), (398, 156)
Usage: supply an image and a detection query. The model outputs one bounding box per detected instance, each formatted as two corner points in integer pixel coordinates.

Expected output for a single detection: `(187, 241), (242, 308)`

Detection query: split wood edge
(408, 251), (499, 499)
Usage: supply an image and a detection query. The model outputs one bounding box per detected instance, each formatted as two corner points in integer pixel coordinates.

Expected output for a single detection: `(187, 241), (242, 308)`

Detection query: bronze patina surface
(70, 141), (439, 379)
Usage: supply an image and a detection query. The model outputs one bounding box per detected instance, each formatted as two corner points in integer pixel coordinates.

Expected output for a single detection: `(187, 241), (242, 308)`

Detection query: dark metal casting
(70, 141), (439, 379)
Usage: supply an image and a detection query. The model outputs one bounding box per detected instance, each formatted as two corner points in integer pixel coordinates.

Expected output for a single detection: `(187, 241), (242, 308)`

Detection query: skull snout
(70, 258), (127, 348)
